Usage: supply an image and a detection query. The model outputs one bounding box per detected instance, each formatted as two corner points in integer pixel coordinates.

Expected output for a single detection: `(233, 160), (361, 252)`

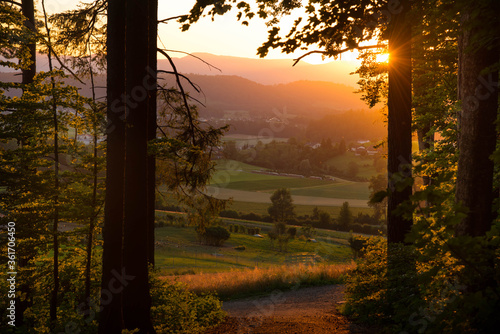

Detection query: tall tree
(147, 0), (158, 267)
(455, 0), (500, 237)
(386, 0), (413, 243)
(99, 0), (126, 331)
(100, 0), (157, 332)
(21, 0), (35, 86)
(268, 188), (295, 223)
(122, 0), (153, 331)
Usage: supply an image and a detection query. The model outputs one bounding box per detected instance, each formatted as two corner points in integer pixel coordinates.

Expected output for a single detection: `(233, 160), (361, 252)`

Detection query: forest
(0, 0), (499, 333)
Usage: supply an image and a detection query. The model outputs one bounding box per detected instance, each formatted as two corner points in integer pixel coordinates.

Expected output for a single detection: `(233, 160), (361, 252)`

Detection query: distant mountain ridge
(3, 52), (360, 87)
(1, 53), (368, 118)
(165, 52), (360, 86)
(168, 74), (368, 117)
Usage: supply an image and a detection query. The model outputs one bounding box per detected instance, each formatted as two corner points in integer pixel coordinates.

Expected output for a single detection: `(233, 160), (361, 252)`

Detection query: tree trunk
(455, 3), (499, 237)
(99, 0), (126, 332)
(387, 0), (413, 244)
(16, 0), (36, 326)
(122, 0), (154, 331)
(147, 0), (157, 267)
(21, 0), (36, 86)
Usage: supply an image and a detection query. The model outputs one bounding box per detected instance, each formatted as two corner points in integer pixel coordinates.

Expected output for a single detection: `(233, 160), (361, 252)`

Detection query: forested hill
(173, 75), (369, 118)
(0, 72), (370, 118)
(165, 52), (360, 86)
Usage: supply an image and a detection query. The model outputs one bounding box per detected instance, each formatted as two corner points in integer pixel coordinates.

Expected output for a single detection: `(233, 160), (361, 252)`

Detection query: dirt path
(203, 285), (373, 334)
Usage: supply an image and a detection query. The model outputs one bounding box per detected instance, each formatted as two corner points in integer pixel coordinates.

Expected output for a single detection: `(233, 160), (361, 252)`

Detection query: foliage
(0, 246), (102, 334)
(338, 202), (353, 228)
(199, 226), (231, 247)
(344, 237), (422, 330)
(154, 84), (229, 239)
(268, 188), (295, 223)
(347, 236), (368, 259)
(149, 272), (226, 334)
(368, 174), (388, 221)
(234, 138), (342, 175)
(181, 0), (389, 60)
(300, 224), (316, 239)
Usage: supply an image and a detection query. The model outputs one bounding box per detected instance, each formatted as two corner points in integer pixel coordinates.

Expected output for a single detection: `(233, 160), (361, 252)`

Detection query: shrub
(150, 274), (226, 333)
(200, 226), (231, 247)
(300, 224), (316, 239)
(348, 235), (368, 258)
(344, 237), (421, 330)
(219, 210), (239, 219)
(240, 212), (261, 221)
(288, 227), (297, 238)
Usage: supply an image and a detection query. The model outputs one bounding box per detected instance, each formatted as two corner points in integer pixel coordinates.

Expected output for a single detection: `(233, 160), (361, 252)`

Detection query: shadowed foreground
(203, 285), (372, 334)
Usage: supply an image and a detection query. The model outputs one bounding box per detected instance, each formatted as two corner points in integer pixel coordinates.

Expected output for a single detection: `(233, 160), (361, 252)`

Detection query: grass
(227, 200), (374, 217)
(326, 152), (380, 179)
(210, 159), (371, 202)
(289, 182), (370, 200)
(213, 178), (337, 192)
(154, 225), (354, 276)
(223, 134), (288, 148)
(164, 262), (355, 300)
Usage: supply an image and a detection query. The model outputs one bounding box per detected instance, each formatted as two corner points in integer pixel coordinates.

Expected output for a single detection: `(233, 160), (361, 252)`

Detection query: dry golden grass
(164, 262), (355, 300)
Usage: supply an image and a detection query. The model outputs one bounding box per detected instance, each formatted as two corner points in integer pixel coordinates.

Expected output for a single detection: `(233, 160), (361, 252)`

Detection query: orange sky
(51, 0), (360, 64)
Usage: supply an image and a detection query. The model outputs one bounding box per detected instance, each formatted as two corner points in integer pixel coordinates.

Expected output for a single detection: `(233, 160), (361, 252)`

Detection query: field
(154, 224), (354, 276)
(207, 159), (372, 210)
(222, 134), (288, 148)
(326, 152), (382, 179)
(226, 200), (373, 217)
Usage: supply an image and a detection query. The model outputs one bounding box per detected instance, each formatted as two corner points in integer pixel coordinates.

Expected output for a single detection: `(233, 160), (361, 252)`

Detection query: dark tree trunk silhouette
(387, 0), (413, 243)
(16, 1), (36, 326)
(21, 0), (35, 85)
(122, 0), (153, 331)
(455, 2), (499, 237)
(100, 0), (157, 332)
(99, 0), (126, 332)
(147, 0), (157, 267)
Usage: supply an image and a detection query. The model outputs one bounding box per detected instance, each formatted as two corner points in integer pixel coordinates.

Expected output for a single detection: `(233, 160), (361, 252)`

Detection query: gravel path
(203, 285), (373, 334)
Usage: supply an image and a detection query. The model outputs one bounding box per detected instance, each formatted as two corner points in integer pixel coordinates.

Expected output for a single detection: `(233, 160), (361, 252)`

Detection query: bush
(219, 210), (239, 219)
(200, 226), (231, 247)
(348, 235), (368, 258)
(300, 224), (316, 239)
(288, 227), (297, 238)
(240, 212), (261, 221)
(344, 237), (421, 330)
(150, 273), (226, 333)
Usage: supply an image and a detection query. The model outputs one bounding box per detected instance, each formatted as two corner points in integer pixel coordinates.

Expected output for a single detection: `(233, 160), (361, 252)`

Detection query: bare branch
(158, 15), (188, 24)
(157, 70), (201, 93)
(1, 0), (22, 7)
(157, 48), (197, 143)
(159, 48), (222, 73)
(292, 44), (387, 66)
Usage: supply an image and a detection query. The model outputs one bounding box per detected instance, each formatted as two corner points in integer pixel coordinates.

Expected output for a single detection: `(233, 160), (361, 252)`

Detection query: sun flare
(376, 52), (390, 63)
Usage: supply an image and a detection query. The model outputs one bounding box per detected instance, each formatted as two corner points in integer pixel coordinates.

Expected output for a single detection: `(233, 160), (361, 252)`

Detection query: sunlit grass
(226, 200), (374, 217)
(164, 262), (355, 300)
(154, 225), (354, 275)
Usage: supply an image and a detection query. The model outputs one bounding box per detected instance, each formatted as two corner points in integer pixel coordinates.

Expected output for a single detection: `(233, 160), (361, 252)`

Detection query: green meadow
(154, 224), (354, 275)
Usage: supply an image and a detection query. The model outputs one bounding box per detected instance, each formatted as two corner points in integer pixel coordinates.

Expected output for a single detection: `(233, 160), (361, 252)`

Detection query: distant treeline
(154, 198), (385, 236)
(223, 137), (346, 175)
(219, 209), (386, 236)
(218, 109), (385, 143)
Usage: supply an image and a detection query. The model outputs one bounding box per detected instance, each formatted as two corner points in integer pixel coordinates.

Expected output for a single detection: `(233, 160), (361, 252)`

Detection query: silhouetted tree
(455, 0), (499, 237)
(268, 188), (295, 223)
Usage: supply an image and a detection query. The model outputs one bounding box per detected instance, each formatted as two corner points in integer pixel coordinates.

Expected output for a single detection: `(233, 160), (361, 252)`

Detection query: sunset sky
(50, 0), (360, 64)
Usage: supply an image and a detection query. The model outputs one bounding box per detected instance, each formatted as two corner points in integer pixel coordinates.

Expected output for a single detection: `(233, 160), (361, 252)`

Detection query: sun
(376, 52), (390, 63)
